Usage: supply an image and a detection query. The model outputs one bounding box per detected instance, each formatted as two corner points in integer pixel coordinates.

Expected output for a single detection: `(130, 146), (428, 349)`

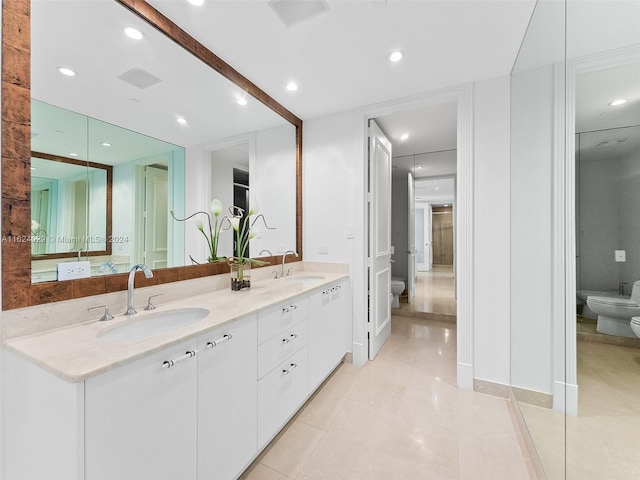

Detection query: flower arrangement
(227, 199), (275, 290)
(171, 198), (275, 291)
(170, 199), (228, 263)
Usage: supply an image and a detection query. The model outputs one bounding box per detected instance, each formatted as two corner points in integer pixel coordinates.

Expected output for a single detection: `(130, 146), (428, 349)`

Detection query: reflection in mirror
(31, 154), (110, 256)
(511, 1), (640, 479)
(30, 0), (297, 284)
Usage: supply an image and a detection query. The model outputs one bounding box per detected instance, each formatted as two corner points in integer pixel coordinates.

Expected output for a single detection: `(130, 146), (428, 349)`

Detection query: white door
(144, 166), (168, 269)
(368, 119), (392, 360)
(416, 203), (433, 271)
(407, 172), (416, 303)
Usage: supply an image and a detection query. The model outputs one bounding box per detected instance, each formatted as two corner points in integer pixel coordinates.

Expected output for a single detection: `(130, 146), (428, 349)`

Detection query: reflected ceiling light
(57, 67), (76, 77)
(124, 27), (144, 40)
(176, 116), (188, 125)
(388, 50), (404, 62)
(101, 142), (112, 147)
(435, 187), (440, 190)
(609, 99), (627, 106)
(444, 204), (449, 207)
(237, 97), (248, 106)
(400, 133), (409, 141)
(69, 152), (79, 157)
(286, 82), (298, 92)
(187, 0), (205, 5)
(30, 167), (36, 171)
(415, 165), (423, 170)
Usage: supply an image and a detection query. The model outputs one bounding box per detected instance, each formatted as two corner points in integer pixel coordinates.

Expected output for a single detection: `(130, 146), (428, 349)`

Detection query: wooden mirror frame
(30, 151), (114, 261)
(1, 0), (303, 310)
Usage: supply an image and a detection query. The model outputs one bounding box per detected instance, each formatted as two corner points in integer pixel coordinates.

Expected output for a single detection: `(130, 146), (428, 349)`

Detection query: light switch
(615, 250), (626, 262)
(346, 224), (354, 239)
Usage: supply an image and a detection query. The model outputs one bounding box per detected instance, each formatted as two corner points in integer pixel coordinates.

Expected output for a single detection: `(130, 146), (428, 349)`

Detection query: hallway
(397, 266), (457, 317)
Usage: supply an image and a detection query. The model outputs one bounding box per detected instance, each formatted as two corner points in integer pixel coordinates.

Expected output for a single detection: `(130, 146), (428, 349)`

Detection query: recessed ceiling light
(416, 165), (423, 170)
(609, 99), (627, 106)
(435, 187), (440, 190)
(124, 27), (144, 40)
(57, 67), (76, 77)
(187, 0), (205, 5)
(388, 50), (404, 63)
(69, 152), (79, 157)
(237, 97), (248, 106)
(101, 142), (112, 147)
(433, 181), (438, 184)
(176, 116), (187, 125)
(400, 133), (409, 141)
(286, 82), (298, 92)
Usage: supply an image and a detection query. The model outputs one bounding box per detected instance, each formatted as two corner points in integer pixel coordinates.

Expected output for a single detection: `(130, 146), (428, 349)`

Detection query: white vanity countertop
(3, 272), (348, 383)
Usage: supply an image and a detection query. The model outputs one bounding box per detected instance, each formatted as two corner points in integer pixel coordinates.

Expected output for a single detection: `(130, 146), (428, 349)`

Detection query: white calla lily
(230, 217), (241, 232)
(210, 199), (222, 217)
(194, 219), (204, 231)
(249, 198), (259, 216)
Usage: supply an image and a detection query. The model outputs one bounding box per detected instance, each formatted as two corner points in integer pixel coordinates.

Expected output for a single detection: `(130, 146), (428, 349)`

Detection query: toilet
(631, 317), (640, 338)
(391, 277), (405, 309)
(586, 280), (640, 338)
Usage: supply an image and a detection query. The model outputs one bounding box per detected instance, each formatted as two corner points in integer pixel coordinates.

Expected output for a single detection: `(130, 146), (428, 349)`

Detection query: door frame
(352, 83), (474, 390)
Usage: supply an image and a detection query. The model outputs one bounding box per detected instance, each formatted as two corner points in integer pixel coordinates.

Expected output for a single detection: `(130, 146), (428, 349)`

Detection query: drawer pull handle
(335, 285), (342, 290)
(206, 333), (233, 349)
(282, 333), (298, 344)
(282, 363), (298, 375)
(162, 350), (198, 369)
(282, 304), (298, 313)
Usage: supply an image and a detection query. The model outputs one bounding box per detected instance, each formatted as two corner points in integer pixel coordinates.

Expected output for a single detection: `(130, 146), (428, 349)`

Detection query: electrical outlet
(57, 261), (91, 281)
(318, 245), (329, 255)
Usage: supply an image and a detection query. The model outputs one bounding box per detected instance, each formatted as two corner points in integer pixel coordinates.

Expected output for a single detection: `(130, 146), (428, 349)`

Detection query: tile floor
(518, 339), (640, 479)
(397, 266), (457, 316)
(241, 315), (533, 480)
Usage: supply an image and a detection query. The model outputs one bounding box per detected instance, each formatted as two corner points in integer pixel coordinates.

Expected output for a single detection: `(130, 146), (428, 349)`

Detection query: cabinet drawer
(257, 295), (309, 344)
(258, 318), (308, 379)
(257, 346), (308, 448)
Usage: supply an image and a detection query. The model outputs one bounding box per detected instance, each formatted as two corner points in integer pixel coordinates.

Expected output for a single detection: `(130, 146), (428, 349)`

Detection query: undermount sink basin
(99, 307), (209, 342)
(283, 274), (326, 283)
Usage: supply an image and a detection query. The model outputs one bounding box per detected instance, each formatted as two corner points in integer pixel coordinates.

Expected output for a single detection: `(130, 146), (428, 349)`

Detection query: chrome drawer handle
(282, 333), (298, 344)
(162, 350), (197, 369)
(206, 333), (233, 349)
(282, 363), (298, 375)
(282, 304), (298, 313)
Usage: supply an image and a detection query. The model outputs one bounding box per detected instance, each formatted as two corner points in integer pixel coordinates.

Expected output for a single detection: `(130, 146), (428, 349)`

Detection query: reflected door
(144, 166), (168, 269)
(432, 208), (453, 265)
(416, 203), (433, 271)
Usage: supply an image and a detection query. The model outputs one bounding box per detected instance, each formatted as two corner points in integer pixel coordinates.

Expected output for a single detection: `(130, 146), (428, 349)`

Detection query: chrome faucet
(125, 264), (153, 316)
(258, 249), (273, 257)
(98, 261), (118, 274)
(281, 250), (298, 277)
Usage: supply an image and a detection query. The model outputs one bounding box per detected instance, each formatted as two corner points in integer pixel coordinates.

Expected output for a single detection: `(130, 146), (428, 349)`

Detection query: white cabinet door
(197, 315), (258, 480)
(257, 346), (309, 448)
(85, 338), (198, 480)
(308, 280), (351, 392)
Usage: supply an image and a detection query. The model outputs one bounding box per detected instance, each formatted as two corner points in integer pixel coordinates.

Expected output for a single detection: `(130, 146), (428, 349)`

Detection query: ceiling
(147, 0), (537, 120)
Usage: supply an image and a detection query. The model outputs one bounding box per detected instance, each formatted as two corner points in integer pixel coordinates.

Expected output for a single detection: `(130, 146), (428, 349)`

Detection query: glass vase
(230, 260), (251, 291)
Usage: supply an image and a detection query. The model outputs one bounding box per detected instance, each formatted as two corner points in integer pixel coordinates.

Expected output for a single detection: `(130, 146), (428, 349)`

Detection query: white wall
(473, 76), (511, 386)
(510, 65), (555, 395)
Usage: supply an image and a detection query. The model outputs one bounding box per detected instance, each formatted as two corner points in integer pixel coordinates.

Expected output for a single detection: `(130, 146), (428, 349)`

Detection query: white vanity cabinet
(308, 279), (351, 392)
(257, 295), (310, 448)
(197, 314), (258, 480)
(84, 338), (199, 480)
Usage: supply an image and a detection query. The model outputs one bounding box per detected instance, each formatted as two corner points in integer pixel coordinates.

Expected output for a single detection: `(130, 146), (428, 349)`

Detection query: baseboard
(512, 386), (553, 409)
(508, 388), (547, 480)
(457, 362), (473, 390)
(473, 378), (510, 398)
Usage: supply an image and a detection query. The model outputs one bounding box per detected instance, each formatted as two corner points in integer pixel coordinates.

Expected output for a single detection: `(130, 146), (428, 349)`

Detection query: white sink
(283, 274), (326, 283)
(99, 308), (209, 341)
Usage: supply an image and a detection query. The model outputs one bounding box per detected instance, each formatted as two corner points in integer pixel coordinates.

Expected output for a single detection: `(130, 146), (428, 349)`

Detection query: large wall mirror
(1, 0), (302, 309)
